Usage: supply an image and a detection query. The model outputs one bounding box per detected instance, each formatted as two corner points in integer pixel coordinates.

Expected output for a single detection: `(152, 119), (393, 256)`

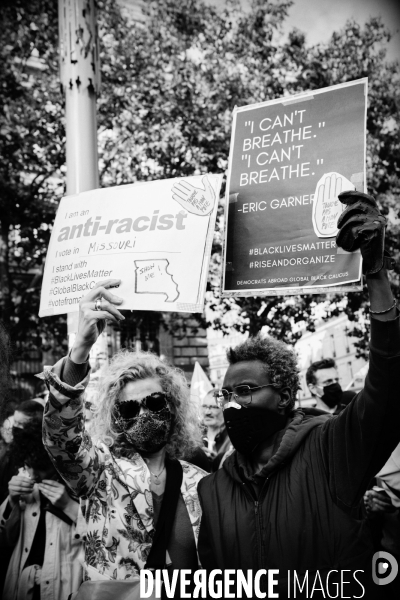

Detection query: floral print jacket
(41, 357), (206, 581)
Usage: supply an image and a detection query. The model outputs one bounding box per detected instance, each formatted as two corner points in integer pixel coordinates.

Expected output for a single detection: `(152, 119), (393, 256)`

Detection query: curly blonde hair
(90, 350), (202, 459)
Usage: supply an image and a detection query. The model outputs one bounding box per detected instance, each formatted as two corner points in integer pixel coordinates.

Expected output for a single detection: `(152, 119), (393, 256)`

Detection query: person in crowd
(196, 191), (400, 597)
(41, 292), (206, 582)
(0, 411), (14, 452)
(201, 389), (231, 470)
(13, 399), (45, 428)
(306, 358), (349, 414)
(0, 421), (84, 600)
(364, 442), (400, 599)
(0, 400), (45, 504)
(364, 441), (400, 555)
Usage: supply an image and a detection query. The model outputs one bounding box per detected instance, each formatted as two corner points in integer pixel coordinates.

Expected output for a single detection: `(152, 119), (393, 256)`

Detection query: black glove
(336, 190), (394, 274)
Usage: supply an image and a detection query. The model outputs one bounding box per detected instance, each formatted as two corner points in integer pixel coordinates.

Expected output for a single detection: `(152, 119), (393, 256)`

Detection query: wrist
(365, 268), (389, 281)
(70, 332), (93, 363)
(70, 339), (91, 364)
(366, 269), (397, 320)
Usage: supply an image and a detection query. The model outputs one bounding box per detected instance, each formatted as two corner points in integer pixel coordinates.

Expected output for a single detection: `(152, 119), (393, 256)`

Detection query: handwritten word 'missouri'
(57, 211), (187, 243)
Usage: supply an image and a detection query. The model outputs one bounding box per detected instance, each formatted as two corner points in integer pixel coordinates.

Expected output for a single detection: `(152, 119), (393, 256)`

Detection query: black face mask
(223, 405), (287, 455)
(320, 382), (343, 408)
(120, 409), (174, 454)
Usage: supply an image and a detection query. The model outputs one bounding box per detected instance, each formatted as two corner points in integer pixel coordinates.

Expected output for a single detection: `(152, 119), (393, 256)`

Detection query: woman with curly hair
(42, 279), (206, 583)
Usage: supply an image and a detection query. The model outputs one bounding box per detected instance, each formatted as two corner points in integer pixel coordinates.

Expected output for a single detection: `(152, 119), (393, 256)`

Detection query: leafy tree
(0, 0), (67, 359)
(1, 0), (398, 372)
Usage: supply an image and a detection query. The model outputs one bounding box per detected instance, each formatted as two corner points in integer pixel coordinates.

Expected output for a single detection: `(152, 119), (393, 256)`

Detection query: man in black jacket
(198, 191), (400, 598)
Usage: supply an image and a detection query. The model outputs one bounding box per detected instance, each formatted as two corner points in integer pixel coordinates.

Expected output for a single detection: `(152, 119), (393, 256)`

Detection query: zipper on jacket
(241, 476), (270, 576)
(254, 500), (262, 570)
(254, 477), (269, 571)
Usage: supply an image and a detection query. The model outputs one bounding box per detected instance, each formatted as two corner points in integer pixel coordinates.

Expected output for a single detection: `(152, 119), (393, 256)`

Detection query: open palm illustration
(312, 172), (355, 238)
(172, 175), (215, 216)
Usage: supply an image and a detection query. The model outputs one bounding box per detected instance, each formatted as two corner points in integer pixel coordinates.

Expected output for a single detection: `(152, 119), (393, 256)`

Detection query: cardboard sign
(222, 79), (367, 297)
(39, 174), (222, 317)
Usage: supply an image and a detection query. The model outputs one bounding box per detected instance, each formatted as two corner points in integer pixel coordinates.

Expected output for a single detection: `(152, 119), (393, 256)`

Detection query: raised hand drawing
(312, 172), (355, 238)
(172, 175), (215, 216)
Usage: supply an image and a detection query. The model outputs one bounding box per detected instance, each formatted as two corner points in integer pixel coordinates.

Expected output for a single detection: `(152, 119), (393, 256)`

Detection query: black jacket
(198, 315), (400, 598)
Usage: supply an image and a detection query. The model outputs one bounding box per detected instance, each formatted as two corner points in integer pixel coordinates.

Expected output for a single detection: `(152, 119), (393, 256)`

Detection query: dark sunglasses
(115, 392), (170, 420)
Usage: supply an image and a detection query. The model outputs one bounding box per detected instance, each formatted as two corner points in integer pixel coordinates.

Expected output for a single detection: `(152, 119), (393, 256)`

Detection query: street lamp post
(59, 0), (100, 194)
(58, 0), (101, 341)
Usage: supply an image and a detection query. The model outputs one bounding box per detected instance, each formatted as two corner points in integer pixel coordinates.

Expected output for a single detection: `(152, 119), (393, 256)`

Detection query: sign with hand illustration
(312, 172), (354, 238)
(172, 176), (215, 216)
(39, 174), (222, 317)
(222, 79), (366, 297)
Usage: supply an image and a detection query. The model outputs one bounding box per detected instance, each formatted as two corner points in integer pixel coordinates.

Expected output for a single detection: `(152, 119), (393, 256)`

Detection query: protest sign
(39, 174), (222, 317)
(222, 79), (367, 297)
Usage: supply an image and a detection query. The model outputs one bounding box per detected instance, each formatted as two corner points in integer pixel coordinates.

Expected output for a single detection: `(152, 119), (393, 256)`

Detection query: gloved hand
(336, 190), (394, 274)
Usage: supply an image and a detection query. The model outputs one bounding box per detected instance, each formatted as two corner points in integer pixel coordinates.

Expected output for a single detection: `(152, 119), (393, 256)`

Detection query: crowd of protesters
(0, 191), (399, 600)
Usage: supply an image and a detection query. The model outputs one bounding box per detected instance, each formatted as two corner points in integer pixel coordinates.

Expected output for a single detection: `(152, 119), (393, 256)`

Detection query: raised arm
(321, 192), (400, 509)
(42, 279), (125, 497)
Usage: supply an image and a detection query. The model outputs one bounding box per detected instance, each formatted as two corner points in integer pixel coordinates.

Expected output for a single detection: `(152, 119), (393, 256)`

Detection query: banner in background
(222, 79), (367, 297)
(190, 361), (214, 407)
(39, 174), (222, 317)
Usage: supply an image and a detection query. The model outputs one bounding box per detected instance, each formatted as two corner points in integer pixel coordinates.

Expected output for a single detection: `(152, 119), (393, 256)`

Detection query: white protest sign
(39, 174), (222, 317)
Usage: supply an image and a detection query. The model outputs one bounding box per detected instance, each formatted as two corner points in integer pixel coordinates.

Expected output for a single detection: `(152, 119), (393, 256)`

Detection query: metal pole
(58, 0), (101, 340)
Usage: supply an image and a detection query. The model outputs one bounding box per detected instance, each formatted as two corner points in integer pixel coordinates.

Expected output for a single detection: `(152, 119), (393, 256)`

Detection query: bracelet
(369, 299), (398, 314)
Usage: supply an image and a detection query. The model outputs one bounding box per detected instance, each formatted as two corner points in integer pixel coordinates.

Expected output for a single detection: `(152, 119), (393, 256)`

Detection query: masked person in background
(0, 400), (45, 505)
(0, 421), (83, 600)
(197, 191), (400, 599)
(201, 390), (232, 471)
(306, 358), (349, 415)
(41, 288), (206, 586)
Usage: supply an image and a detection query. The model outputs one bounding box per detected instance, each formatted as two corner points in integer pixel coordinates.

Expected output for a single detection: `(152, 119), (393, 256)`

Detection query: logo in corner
(372, 551), (398, 586)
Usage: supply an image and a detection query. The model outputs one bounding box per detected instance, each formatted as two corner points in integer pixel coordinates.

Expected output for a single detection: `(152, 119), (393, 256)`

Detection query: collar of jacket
(224, 409), (330, 483)
(203, 425), (229, 447)
(215, 426), (229, 445)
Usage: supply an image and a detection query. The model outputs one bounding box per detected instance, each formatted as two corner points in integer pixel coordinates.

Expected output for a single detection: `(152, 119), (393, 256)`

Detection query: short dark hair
(16, 400), (45, 418)
(306, 358), (337, 386)
(10, 421), (53, 473)
(227, 334), (300, 411)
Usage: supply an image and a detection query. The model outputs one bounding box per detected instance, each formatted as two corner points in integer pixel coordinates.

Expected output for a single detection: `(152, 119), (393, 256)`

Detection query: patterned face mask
(119, 409), (174, 454)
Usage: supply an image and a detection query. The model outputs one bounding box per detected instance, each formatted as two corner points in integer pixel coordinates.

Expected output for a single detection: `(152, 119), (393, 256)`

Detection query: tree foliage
(0, 0), (67, 358)
(0, 0), (399, 365)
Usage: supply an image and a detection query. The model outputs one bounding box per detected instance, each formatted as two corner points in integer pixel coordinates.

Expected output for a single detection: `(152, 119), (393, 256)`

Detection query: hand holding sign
(172, 175), (215, 216)
(312, 172), (354, 238)
(336, 191), (389, 274)
(71, 279), (125, 363)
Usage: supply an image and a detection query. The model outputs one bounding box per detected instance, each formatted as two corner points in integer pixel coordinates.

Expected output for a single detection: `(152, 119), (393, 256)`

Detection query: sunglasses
(115, 392), (170, 421)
